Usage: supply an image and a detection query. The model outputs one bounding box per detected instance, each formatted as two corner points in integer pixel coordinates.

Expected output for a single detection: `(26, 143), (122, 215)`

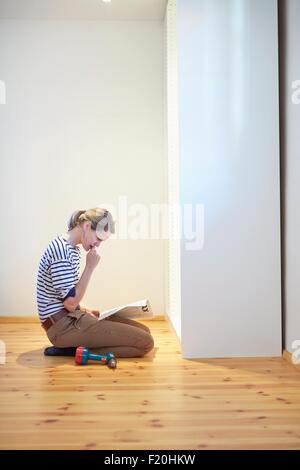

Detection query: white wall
(165, 0), (181, 340)
(280, 0), (300, 354)
(177, 0), (282, 358)
(0, 20), (166, 316)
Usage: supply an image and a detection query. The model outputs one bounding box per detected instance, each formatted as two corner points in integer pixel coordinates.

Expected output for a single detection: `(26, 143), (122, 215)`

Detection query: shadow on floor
(17, 348), (74, 369)
(17, 346), (158, 369)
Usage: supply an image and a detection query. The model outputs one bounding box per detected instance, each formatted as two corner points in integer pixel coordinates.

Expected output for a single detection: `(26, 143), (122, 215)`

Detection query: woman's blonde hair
(67, 208), (115, 235)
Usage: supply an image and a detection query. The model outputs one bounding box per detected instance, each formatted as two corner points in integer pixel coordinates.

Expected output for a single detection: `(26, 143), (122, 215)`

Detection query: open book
(99, 299), (153, 321)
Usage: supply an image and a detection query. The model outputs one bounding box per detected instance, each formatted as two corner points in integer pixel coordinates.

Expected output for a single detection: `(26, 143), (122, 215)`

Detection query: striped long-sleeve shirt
(36, 235), (81, 322)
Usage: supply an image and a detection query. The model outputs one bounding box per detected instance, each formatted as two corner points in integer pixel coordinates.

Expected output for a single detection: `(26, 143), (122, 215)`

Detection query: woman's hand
(81, 305), (100, 318)
(88, 309), (100, 319)
(86, 247), (100, 271)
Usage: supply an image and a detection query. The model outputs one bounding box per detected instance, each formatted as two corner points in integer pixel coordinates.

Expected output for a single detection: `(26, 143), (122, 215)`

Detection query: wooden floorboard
(0, 319), (300, 450)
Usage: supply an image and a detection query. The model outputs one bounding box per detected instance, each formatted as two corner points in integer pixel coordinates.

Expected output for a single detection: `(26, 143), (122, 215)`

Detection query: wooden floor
(0, 318), (300, 450)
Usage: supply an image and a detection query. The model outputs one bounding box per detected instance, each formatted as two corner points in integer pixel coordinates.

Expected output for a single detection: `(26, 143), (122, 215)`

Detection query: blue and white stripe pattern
(36, 235), (81, 322)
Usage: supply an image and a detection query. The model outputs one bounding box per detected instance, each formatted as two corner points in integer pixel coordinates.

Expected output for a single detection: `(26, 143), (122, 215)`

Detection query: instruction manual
(99, 299), (153, 321)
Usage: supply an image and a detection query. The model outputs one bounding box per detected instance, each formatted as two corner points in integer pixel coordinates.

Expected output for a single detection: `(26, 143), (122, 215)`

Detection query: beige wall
(0, 20), (166, 316)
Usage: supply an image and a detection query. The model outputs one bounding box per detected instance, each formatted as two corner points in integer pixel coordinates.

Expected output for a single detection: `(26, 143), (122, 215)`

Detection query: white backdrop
(0, 20), (166, 316)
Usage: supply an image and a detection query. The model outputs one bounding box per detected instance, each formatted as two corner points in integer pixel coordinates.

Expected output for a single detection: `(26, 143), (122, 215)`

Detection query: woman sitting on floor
(36, 208), (154, 358)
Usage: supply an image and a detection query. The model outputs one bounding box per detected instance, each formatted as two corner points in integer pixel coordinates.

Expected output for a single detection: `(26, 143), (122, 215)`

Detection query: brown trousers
(45, 309), (154, 358)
